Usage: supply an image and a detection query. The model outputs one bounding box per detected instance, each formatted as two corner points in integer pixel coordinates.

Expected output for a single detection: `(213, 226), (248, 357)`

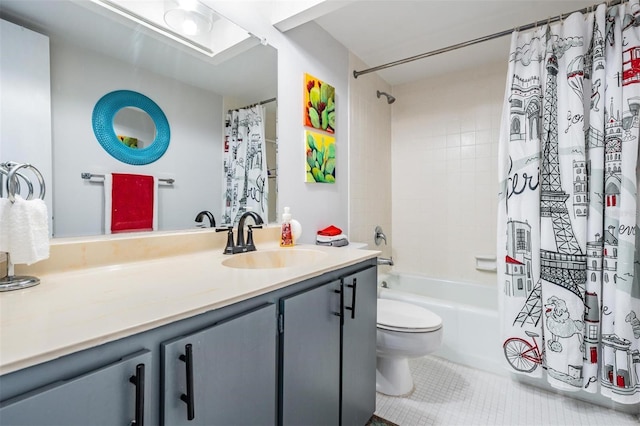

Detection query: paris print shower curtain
(222, 105), (268, 225)
(497, 0), (640, 404)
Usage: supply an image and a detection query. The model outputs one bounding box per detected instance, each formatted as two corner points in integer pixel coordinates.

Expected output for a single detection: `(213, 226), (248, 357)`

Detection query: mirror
(0, 0), (277, 237)
(93, 90), (170, 165)
(114, 107), (157, 149)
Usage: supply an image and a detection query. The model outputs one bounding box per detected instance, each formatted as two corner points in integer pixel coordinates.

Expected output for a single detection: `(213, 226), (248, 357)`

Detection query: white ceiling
(311, 0), (598, 86)
(0, 0), (277, 104)
(0, 0), (603, 93)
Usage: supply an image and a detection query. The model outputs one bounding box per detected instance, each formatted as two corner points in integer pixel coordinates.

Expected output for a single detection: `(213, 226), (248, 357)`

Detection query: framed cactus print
(304, 73), (335, 133)
(305, 130), (335, 183)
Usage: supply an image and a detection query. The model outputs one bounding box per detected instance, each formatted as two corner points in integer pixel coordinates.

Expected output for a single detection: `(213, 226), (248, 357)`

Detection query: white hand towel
(316, 233), (348, 243)
(8, 195), (50, 265)
(0, 198), (10, 253)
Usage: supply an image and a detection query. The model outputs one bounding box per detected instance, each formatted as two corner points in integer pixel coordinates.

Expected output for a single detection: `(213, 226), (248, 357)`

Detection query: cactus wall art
(303, 73), (336, 183)
(305, 130), (335, 183)
(304, 73), (335, 133)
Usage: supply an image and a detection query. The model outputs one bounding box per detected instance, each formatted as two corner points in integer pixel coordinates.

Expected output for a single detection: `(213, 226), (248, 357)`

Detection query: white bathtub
(377, 272), (504, 376)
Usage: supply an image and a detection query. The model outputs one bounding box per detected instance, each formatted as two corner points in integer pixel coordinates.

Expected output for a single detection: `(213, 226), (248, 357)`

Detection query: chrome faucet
(195, 210), (216, 228)
(377, 257), (394, 266)
(374, 226), (393, 265)
(374, 225), (387, 246)
(216, 211), (264, 254)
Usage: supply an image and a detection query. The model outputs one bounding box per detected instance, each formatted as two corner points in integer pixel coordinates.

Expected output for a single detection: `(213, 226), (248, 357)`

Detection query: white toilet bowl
(376, 298), (443, 396)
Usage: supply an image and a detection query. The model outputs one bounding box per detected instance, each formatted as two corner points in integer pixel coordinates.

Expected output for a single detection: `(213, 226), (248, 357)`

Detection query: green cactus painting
(304, 73), (335, 134)
(305, 130), (335, 183)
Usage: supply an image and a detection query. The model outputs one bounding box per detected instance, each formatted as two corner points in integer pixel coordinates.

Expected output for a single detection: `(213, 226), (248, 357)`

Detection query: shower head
(376, 90), (396, 104)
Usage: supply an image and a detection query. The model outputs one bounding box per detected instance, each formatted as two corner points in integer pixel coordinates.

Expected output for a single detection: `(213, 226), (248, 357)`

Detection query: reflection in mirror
(0, 0), (277, 238)
(92, 89), (171, 166)
(114, 107), (156, 149)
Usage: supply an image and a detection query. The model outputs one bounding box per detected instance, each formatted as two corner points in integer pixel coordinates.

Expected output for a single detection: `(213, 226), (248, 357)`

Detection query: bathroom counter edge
(0, 241), (380, 375)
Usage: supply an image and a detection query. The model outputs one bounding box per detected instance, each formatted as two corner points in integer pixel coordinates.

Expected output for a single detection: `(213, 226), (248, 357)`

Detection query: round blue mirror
(92, 90), (170, 165)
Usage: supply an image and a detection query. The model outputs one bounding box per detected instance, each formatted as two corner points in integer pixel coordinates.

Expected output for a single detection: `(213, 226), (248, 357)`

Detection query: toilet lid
(377, 299), (442, 332)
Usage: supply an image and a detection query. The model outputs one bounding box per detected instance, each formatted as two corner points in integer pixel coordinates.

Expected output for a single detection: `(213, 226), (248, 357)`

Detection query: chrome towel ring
(0, 161), (47, 291)
(1, 161), (46, 203)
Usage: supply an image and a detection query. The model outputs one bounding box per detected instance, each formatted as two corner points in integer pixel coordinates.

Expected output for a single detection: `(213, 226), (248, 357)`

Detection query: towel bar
(81, 172), (175, 185)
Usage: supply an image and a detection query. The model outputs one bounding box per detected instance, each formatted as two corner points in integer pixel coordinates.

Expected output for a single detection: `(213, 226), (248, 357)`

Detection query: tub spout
(377, 257), (394, 266)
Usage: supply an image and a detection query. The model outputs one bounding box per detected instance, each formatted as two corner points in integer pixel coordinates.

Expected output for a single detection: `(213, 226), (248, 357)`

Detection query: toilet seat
(377, 299), (442, 333)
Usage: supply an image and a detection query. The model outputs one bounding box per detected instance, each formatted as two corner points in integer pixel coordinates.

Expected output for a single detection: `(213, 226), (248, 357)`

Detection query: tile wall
(391, 61), (507, 285)
(348, 53), (393, 261)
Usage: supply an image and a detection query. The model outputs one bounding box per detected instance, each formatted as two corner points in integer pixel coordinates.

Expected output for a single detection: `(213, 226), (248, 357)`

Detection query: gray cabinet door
(280, 280), (341, 426)
(341, 267), (377, 426)
(162, 303), (277, 426)
(0, 350), (152, 426)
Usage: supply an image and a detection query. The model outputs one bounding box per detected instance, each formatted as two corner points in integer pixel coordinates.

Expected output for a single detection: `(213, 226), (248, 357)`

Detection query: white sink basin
(222, 248), (328, 269)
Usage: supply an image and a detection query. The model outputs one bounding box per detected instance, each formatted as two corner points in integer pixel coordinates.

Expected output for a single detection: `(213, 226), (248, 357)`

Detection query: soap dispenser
(280, 207), (294, 247)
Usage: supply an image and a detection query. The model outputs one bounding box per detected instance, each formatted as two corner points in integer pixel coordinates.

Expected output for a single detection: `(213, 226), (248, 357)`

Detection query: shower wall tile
(348, 53), (392, 257)
(391, 61), (506, 285)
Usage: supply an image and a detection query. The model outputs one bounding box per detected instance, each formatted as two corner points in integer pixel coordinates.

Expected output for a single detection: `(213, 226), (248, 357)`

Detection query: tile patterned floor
(374, 356), (640, 426)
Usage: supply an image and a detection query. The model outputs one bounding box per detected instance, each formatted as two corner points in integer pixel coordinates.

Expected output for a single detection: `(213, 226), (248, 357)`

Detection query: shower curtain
(497, 0), (640, 404)
(222, 105), (268, 226)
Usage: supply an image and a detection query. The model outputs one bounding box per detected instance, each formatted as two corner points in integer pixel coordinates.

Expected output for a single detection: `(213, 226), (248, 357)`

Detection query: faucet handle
(374, 225), (387, 246)
(215, 226), (235, 255)
(245, 224), (263, 252)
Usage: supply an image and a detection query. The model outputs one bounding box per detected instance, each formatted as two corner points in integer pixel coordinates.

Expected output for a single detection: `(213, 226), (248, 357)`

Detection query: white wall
(0, 19), (52, 233)
(205, 3), (351, 243)
(275, 22), (350, 243)
(390, 61), (506, 286)
(50, 41), (223, 237)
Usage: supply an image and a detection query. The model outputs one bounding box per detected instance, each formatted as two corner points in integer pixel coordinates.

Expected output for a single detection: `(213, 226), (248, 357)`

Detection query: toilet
(376, 298), (443, 396)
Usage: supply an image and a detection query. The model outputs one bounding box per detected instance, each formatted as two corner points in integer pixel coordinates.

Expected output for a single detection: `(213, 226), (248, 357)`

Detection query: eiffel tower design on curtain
(514, 52), (587, 327)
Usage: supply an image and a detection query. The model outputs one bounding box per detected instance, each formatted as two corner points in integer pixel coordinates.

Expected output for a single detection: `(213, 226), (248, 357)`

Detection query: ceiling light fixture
(91, 0), (215, 56)
(164, 0), (215, 36)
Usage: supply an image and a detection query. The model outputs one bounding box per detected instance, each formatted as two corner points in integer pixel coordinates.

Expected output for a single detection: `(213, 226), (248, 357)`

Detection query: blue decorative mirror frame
(92, 90), (170, 165)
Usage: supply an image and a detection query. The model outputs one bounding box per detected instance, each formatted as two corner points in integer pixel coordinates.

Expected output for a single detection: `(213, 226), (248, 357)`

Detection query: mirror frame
(92, 90), (170, 165)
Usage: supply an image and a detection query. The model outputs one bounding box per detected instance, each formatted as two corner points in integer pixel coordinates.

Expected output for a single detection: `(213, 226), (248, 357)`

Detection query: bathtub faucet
(374, 225), (387, 246)
(377, 257), (394, 266)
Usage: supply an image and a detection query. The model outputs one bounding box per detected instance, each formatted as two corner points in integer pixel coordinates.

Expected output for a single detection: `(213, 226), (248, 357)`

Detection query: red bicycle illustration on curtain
(503, 330), (545, 372)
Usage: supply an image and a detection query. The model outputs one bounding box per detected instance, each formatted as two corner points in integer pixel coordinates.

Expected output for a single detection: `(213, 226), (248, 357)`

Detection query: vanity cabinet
(280, 266), (377, 426)
(0, 350), (151, 426)
(0, 259), (377, 426)
(162, 303), (277, 425)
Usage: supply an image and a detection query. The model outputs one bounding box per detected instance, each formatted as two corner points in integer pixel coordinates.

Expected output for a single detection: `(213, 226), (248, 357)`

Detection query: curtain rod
(352, 0), (625, 79)
(235, 97), (277, 110)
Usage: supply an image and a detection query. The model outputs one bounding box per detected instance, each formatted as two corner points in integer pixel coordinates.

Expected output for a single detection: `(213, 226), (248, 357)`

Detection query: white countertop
(0, 239), (378, 375)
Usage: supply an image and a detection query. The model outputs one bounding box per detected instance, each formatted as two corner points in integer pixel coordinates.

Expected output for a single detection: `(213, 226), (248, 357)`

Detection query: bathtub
(377, 272), (504, 376)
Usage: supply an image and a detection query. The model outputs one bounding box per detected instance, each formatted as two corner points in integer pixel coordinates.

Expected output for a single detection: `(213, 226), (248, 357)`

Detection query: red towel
(318, 225), (342, 236)
(111, 173), (154, 233)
